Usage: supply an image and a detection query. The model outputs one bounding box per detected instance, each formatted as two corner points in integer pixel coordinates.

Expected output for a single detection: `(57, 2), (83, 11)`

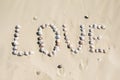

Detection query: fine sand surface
(0, 0), (120, 80)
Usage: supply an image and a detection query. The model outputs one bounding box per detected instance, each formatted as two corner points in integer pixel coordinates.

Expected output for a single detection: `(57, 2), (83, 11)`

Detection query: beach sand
(0, 0), (120, 80)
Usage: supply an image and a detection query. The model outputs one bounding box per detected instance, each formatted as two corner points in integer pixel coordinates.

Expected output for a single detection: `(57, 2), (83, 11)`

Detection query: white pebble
(89, 48), (94, 53)
(54, 46), (60, 51)
(55, 35), (61, 39)
(15, 29), (20, 33)
(33, 16), (38, 20)
(95, 49), (99, 53)
(101, 25), (106, 29)
(12, 51), (18, 55)
(12, 41), (19, 46)
(88, 32), (93, 36)
(92, 24), (97, 29)
(14, 37), (19, 41)
(29, 51), (34, 55)
(13, 46), (18, 50)
(18, 51), (23, 56)
(89, 41), (94, 45)
(14, 33), (19, 37)
(74, 49), (79, 53)
(15, 25), (21, 29)
(79, 36), (85, 41)
(37, 31), (43, 35)
(24, 51), (29, 56)
(97, 36), (102, 40)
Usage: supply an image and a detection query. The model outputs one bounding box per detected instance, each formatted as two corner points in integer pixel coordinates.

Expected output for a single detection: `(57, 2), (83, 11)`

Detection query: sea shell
(15, 25), (21, 29)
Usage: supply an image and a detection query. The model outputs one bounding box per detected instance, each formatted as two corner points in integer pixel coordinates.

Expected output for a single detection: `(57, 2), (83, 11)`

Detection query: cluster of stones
(62, 24), (85, 54)
(88, 24), (106, 53)
(11, 25), (34, 56)
(37, 24), (60, 57)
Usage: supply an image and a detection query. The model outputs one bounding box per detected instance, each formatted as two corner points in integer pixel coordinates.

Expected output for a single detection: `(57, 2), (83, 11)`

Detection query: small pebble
(57, 65), (62, 69)
(14, 33), (19, 37)
(12, 51), (18, 55)
(101, 25), (105, 29)
(89, 48), (94, 53)
(88, 32), (93, 36)
(55, 35), (61, 39)
(18, 51), (23, 56)
(97, 25), (101, 29)
(14, 37), (19, 41)
(103, 49), (106, 53)
(79, 36), (85, 41)
(13, 46), (18, 50)
(84, 15), (89, 19)
(12, 41), (19, 46)
(33, 16), (38, 20)
(95, 49), (99, 53)
(24, 51), (29, 56)
(36, 71), (40, 75)
(15, 25), (21, 29)
(29, 51), (34, 55)
(89, 41), (94, 45)
(92, 24), (97, 29)
(15, 29), (20, 33)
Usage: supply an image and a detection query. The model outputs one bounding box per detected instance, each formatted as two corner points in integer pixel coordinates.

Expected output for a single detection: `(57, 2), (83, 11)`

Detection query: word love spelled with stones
(11, 24), (107, 57)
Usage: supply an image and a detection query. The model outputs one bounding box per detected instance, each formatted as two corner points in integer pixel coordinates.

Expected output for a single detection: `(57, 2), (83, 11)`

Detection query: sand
(0, 0), (120, 80)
